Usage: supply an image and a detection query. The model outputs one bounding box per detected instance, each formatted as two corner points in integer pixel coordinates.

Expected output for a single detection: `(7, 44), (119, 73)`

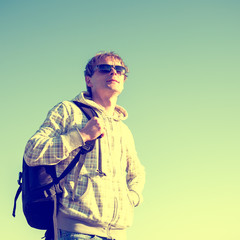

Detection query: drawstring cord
(72, 138), (106, 201)
(96, 138), (106, 177)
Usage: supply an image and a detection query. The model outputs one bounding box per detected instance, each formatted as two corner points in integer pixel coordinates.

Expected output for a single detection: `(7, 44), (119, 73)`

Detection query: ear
(85, 76), (93, 87)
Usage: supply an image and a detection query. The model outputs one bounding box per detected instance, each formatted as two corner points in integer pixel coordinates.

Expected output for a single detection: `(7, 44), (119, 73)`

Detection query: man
(24, 52), (145, 240)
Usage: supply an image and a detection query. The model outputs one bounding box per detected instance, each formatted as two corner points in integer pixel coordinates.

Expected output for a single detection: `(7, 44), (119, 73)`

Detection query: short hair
(84, 51), (129, 96)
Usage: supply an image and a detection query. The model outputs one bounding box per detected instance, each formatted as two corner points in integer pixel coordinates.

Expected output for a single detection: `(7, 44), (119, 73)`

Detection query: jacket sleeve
(24, 101), (84, 166)
(124, 124), (146, 207)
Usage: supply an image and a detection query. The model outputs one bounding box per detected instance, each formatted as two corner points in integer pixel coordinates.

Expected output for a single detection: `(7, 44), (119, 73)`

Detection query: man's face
(85, 57), (126, 98)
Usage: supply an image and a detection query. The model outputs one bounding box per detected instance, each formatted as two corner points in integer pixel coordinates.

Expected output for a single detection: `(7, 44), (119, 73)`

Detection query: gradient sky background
(1, 1), (240, 239)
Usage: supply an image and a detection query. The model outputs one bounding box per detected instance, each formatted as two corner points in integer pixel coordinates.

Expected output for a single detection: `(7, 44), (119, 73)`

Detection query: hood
(72, 92), (128, 121)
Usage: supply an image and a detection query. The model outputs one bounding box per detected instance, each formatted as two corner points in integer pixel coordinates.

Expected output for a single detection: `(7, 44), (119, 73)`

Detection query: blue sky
(1, 1), (240, 239)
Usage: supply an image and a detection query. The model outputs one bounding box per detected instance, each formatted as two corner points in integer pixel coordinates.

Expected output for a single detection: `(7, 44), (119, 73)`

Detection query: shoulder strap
(55, 101), (98, 182)
(73, 101), (98, 119)
(73, 101), (106, 177)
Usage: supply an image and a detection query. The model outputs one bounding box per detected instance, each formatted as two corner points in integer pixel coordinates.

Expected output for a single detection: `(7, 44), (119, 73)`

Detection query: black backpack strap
(43, 194), (58, 240)
(73, 101), (98, 119)
(54, 150), (82, 183)
(55, 101), (99, 183)
(12, 172), (23, 217)
(73, 101), (106, 177)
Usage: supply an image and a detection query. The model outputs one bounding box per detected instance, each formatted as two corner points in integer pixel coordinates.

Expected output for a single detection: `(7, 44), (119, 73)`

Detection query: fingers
(90, 117), (105, 135)
(79, 117), (105, 142)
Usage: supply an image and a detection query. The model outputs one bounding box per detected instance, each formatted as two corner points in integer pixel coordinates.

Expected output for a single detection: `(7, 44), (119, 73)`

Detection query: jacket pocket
(127, 190), (135, 207)
(76, 175), (101, 221)
(73, 175), (115, 224)
(113, 187), (134, 228)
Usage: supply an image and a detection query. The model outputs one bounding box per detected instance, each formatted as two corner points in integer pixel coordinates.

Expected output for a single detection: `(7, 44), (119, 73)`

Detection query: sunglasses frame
(94, 64), (127, 75)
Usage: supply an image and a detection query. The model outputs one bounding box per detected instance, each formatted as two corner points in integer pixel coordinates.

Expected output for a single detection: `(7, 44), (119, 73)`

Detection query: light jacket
(24, 92), (145, 239)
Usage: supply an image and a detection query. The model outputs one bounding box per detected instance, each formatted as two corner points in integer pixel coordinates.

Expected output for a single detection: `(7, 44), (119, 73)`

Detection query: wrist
(76, 129), (87, 145)
(78, 129), (89, 143)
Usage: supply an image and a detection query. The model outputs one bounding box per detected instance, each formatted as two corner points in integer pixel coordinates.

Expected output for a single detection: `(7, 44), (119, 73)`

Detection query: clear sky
(1, 0), (240, 239)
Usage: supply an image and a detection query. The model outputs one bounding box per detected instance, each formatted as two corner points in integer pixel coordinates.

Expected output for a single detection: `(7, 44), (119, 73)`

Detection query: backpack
(12, 102), (99, 240)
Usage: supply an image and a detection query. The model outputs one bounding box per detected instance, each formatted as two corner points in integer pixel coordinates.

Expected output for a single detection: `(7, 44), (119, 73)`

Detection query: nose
(110, 66), (117, 75)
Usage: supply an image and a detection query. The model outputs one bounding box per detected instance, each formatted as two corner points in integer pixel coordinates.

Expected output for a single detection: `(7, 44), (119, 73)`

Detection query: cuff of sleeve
(62, 127), (85, 152)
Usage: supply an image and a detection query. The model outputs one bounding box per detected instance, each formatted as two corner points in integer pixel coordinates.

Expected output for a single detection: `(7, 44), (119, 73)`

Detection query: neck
(92, 93), (118, 115)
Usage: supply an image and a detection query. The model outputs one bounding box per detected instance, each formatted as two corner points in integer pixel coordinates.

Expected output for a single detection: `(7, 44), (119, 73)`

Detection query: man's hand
(79, 117), (105, 142)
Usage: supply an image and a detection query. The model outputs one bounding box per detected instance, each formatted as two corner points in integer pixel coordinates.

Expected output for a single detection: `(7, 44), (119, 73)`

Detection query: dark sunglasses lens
(98, 64), (111, 73)
(115, 66), (126, 74)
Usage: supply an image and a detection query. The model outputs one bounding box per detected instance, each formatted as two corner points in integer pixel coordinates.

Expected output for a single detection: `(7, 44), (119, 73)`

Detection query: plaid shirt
(24, 92), (145, 235)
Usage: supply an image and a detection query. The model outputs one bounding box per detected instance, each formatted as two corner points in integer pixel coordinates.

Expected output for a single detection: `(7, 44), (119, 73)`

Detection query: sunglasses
(94, 64), (127, 75)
